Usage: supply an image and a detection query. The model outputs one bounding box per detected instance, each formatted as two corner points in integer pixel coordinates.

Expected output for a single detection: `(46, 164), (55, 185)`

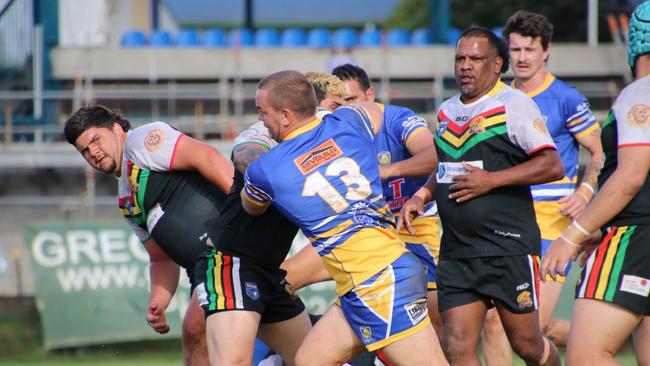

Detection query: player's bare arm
(541, 145), (650, 280)
(381, 131), (438, 179)
(559, 128), (604, 218)
(232, 142), (270, 174)
(170, 134), (234, 194)
(449, 148), (563, 203)
(144, 239), (180, 334)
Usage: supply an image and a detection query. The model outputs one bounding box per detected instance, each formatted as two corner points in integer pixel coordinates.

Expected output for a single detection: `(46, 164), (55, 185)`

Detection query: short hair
(258, 70), (317, 119)
(64, 105), (131, 145)
(502, 10), (554, 50)
(304, 72), (346, 103)
(332, 64), (371, 91)
(457, 27), (510, 74)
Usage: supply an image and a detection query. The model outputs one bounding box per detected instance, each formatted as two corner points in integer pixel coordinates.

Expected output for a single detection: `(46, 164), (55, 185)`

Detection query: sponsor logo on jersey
(360, 326), (373, 342)
(245, 281), (260, 300)
(469, 116), (487, 134)
(517, 291), (533, 308)
(620, 275), (650, 297)
(533, 118), (549, 134)
(377, 151), (391, 166)
(144, 128), (164, 152)
(404, 298), (428, 325)
(436, 120), (448, 136)
(294, 138), (342, 175)
(627, 104), (650, 127)
(437, 164), (446, 180)
(516, 282), (530, 291)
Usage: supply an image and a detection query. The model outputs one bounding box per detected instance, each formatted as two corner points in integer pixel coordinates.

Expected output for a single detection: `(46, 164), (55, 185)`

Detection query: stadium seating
(411, 27), (432, 46)
(307, 27), (331, 48)
(359, 28), (382, 47)
(176, 28), (200, 47)
(255, 27), (281, 47)
(203, 28), (226, 47)
(150, 29), (174, 47)
(333, 27), (358, 49)
(386, 28), (410, 46)
(281, 27), (307, 47)
(227, 28), (254, 47)
(121, 30), (147, 47)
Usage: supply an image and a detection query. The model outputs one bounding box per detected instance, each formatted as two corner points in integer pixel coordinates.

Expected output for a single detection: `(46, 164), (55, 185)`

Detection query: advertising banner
(26, 221), (337, 349)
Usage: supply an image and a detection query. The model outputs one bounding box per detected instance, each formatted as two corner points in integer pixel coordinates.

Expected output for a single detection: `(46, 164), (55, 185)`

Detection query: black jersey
(434, 82), (556, 259)
(206, 122), (299, 268)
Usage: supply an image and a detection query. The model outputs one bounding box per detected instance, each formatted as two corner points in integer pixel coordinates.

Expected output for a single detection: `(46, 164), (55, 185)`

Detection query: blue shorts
(340, 252), (430, 351)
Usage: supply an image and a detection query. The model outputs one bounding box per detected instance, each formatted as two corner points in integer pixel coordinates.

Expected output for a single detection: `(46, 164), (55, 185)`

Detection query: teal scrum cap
(628, 1), (650, 68)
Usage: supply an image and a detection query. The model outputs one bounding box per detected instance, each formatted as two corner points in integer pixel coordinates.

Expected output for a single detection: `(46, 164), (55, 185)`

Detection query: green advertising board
(26, 221), (337, 350)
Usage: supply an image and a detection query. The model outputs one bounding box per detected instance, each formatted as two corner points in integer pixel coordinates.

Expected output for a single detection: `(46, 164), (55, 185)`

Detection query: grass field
(0, 297), (639, 365)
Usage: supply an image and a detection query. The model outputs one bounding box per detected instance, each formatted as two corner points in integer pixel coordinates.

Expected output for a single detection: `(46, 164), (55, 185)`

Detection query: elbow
(549, 162), (564, 181)
(622, 174), (645, 197)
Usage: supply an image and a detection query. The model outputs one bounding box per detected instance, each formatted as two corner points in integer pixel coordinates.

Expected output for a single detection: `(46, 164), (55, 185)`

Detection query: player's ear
(366, 87), (376, 102)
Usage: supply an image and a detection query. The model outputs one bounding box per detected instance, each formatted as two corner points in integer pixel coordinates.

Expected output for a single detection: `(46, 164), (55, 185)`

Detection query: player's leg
(294, 304), (367, 366)
(206, 310), (261, 365)
(633, 316), (650, 365)
(281, 245), (331, 290)
(441, 300), (488, 366)
(182, 291), (209, 366)
(538, 280), (570, 346)
(566, 299), (640, 365)
(427, 290), (444, 341)
(481, 307), (513, 366)
(258, 310), (312, 366)
(496, 302), (559, 366)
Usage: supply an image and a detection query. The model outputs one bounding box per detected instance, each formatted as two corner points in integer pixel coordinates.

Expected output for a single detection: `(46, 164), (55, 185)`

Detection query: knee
(443, 327), (475, 361)
(294, 346), (312, 366)
(509, 335), (544, 363)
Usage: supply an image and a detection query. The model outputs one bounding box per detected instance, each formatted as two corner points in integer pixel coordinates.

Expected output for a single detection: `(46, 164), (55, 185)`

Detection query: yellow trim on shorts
(365, 314), (431, 352)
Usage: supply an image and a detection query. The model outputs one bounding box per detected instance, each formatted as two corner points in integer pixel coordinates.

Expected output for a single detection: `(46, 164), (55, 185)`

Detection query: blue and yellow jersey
(243, 106), (408, 295)
(513, 74), (598, 202)
(375, 103), (435, 215)
(513, 74), (598, 240)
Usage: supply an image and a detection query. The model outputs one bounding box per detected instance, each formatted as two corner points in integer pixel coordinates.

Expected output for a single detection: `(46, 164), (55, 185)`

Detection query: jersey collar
(284, 117), (321, 141)
(512, 73), (555, 98)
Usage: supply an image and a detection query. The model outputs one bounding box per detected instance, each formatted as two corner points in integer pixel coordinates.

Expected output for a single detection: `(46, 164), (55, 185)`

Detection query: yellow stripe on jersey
(487, 80), (506, 96)
(403, 127), (429, 146)
(309, 219), (354, 241)
(441, 114), (506, 148)
(323, 226), (407, 296)
(513, 74), (555, 98)
(354, 265), (395, 323)
(595, 228), (625, 299)
(573, 123), (599, 139)
(533, 201), (571, 240)
(285, 118), (322, 141)
(241, 190), (269, 207)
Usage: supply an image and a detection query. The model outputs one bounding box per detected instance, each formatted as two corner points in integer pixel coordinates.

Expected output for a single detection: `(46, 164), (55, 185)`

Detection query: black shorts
(576, 224), (650, 315)
(437, 255), (541, 314)
(194, 248), (305, 323)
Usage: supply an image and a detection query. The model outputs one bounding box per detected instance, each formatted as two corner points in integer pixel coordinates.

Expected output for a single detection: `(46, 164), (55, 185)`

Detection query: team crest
(517, 291), (533, 308)
(377, 151), (391, 166)
(245, 281), (260, 300)
(533, 118), (549, 134)
(436, 120), (449, 136)
(627, 104), (650, 127)
(469, 116), (487, 134)
(144, 129), (164, 152)
(360, 326), (372, 341)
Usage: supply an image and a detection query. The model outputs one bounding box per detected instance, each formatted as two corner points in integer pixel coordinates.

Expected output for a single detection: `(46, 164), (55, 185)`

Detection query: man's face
(508, 33), (549, 81)
(454, 36), (502, 103)
(319, 93), (346, 111)
(74, 125), (123, 174)
(256, 88), (285, 141)
(341, 79), (374, 103)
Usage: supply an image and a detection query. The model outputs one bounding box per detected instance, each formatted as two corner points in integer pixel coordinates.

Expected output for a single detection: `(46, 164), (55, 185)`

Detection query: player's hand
(558, 193), (588, 219)
(396, 196), (424, 235)
(448, 162), (494, 203)
(576, 230), (602, 267)
(146, 303), (170, 334)
(540, 238), (579, 281)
